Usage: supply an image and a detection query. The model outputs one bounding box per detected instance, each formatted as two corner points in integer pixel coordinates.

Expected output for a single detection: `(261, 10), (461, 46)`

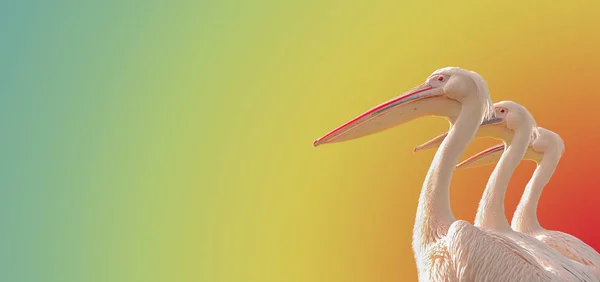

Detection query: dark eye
(500, 109), (506, 113)
(437, 76), (444, 81)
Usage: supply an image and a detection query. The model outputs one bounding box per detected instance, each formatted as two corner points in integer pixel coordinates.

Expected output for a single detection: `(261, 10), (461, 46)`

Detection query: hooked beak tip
(313, 139), (321, 147)
(413, 147), (419, 153)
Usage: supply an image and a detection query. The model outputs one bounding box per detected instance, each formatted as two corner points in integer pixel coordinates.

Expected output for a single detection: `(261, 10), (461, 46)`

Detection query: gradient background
(2, 1), (600, 281)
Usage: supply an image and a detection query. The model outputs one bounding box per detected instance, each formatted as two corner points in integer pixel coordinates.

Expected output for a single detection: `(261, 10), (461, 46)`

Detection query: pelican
(413, 101), (599, 281)
(314, 67), (559, 281)
(451, 127), (600, 271)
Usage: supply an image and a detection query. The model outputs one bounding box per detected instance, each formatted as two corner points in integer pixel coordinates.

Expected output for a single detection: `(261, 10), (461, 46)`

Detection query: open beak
(412, 116), (510, 152)
(313, 83), (461, 147)
(456, 143), (545, 169)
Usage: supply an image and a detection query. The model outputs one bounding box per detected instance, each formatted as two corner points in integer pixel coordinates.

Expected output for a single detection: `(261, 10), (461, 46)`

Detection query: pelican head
(478, 101), (540, 145)
(412, 101), (541, 167)
(456, 127), (566, 169)
(313, 67), (494, 147)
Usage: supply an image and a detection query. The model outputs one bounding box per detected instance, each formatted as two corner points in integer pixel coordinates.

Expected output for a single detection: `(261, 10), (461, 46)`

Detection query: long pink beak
(313, 83), (456, 147)
(456, 144), (505, 169)
(456, 143), (545, 169)
(456, 144), (544, 168)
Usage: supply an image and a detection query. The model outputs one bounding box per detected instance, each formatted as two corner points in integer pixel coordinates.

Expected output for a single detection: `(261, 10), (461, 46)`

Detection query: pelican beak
(412, 116), (510, 152)
(313, 83), (460, 147)
(456, 144), (505, 169)
(413, 132), (448, 153)
(457, 143), (544, 169)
